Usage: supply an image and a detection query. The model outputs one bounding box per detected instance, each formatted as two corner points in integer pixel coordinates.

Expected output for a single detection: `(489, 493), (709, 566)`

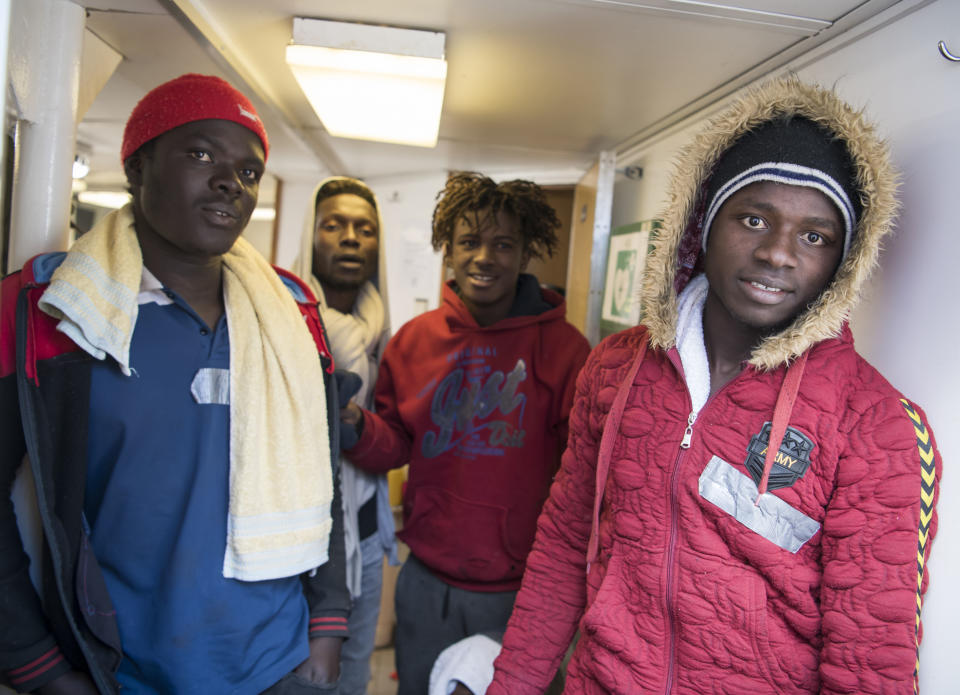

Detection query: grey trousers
(261, 672), (338, 695)
(339, 534), (386, 695)
(394, 554), (517, 695)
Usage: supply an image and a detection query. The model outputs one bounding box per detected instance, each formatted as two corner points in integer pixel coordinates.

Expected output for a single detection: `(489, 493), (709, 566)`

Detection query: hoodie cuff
(6, 644), (73, 692)
(308, 612), (349, 640)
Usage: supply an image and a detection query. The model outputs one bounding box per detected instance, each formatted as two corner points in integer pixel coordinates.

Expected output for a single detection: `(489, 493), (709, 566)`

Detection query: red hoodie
(347, 278), (589, 591)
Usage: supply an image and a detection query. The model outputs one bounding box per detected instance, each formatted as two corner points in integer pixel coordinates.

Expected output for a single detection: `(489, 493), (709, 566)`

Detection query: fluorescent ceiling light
(286, 18), (447, 148)
(73, 154), (90, 180)
(77, 191), (131, 209)
(251, 207), (276, 222)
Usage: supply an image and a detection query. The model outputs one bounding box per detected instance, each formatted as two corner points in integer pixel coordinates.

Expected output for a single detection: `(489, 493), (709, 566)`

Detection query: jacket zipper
(664, 409), (695, 695)
(661, 348), (749, 694)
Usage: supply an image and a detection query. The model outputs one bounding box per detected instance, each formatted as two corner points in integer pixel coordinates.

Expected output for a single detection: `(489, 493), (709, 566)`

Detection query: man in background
(341, 172), (590, 695)
(301, 177), (397, 695)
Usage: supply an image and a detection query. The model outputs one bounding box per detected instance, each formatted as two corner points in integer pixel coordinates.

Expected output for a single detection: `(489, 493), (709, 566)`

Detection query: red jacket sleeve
(344, 341), (412, 474)
(550, 330), (590, 459)
(488, 342), (603, 694)
(818, 393), (941, 694)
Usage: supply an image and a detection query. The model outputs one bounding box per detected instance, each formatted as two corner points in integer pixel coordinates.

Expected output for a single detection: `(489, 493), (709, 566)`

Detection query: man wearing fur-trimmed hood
(297, 177), (398, 695)
(488, 78), (943, 694)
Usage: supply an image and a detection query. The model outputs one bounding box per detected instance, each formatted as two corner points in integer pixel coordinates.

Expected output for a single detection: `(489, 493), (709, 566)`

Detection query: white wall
(272, 178), (317, 272)
(612, 127), (692, 230)
(796, 5), (959, 692)
(267, 171), (446, 335)
(365, 172), (447, 335)
(613, 1), (959, 690)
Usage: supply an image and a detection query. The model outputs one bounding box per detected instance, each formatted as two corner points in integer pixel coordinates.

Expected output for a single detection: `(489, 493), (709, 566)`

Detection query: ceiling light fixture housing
(286, 18), (447, 148)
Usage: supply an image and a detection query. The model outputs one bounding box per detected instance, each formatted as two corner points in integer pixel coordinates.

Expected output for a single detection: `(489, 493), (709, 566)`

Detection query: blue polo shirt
(83, 275), (308, 694)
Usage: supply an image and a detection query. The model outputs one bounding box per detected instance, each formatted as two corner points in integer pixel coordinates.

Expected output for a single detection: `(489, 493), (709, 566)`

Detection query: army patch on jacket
(744, 422), (814, 491)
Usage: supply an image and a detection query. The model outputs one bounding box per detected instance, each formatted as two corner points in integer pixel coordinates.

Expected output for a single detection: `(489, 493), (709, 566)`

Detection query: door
(565, 151), (615, 345)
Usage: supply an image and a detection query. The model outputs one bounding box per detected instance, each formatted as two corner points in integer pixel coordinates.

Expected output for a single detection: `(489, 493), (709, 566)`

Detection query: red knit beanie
(120, 73), (269, 163)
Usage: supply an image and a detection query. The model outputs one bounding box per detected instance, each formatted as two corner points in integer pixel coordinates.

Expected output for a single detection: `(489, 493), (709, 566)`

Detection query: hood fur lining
(640, 77), (899, 370)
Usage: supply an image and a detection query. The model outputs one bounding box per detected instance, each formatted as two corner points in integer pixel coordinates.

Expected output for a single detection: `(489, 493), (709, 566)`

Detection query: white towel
(39, 205), (334, 581)
(429, 634), (502, 695)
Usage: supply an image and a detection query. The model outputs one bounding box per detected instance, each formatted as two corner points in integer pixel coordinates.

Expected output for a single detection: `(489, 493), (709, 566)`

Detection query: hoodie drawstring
(587, 339), (648, 570)
(755, 351), (809, 502)
(586, 341), (808, 566)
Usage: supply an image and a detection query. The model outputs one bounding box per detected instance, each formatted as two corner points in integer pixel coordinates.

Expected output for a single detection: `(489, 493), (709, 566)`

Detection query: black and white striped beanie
(702, 116), (861, 260)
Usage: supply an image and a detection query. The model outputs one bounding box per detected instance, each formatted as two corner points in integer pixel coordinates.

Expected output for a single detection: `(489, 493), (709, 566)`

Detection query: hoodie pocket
(749, 576), (818, 690)
(579, 547), (647, 675)
(401, 484), (528, 583)
(713, 568), (815, 691)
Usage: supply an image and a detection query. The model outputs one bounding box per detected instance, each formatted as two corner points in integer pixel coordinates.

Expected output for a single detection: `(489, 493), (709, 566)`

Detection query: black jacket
(0, 254), (350, 693)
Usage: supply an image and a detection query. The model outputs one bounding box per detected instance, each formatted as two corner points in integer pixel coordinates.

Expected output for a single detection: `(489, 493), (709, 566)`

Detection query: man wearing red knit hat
(0, 74), (349, 694)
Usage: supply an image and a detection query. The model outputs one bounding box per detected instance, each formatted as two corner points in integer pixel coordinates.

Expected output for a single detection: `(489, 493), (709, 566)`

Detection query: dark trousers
(395, 554), (517, 695)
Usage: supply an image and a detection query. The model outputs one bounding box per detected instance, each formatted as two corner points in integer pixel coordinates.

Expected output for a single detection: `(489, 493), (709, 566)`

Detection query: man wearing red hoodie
(342, 172), (590, 695)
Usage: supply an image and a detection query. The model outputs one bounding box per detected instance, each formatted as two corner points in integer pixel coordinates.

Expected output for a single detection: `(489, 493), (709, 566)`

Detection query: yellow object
(387, 466), (408, 507)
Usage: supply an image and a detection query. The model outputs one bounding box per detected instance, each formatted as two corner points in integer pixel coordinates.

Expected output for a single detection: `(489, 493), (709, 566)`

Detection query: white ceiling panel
(688, 1), (873, 21)
(558, 0), (870, 25)
(74, 0), (901, 185)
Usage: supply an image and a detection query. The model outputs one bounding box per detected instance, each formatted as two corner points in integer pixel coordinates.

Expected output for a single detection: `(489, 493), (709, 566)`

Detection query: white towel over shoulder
(39, 205), (334, 582)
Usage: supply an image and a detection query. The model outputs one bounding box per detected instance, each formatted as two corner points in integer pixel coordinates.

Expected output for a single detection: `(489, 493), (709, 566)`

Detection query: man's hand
(334, 369), (364, 449)
(341, 402), (363, 427)
(293, 636), (343, 685)
(35, 670), (98, 695)
(451, 682), (475, 695)
(339, 401), (363, 450)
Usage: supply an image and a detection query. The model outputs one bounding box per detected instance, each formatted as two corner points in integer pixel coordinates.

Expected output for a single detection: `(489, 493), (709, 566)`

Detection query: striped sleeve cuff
(309, 614), (349, 639)
(6, 645), (72, 691)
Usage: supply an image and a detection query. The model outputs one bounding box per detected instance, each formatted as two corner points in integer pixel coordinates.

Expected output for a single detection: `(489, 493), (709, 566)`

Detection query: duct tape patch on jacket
(699, 456), (820, 553)
(744, 422), (814, 491)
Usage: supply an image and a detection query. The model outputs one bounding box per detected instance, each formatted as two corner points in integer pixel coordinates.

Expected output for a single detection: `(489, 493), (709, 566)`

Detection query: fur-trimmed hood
(640, 77), (898, 369)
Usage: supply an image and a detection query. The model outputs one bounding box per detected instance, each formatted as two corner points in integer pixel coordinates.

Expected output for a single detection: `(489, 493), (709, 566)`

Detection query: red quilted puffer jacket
(491, 325), (939, 694)
(489, 78), (942, 694)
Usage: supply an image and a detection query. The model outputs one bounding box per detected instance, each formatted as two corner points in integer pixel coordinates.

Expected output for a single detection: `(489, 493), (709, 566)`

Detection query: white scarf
(310, 275), (389, 596)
